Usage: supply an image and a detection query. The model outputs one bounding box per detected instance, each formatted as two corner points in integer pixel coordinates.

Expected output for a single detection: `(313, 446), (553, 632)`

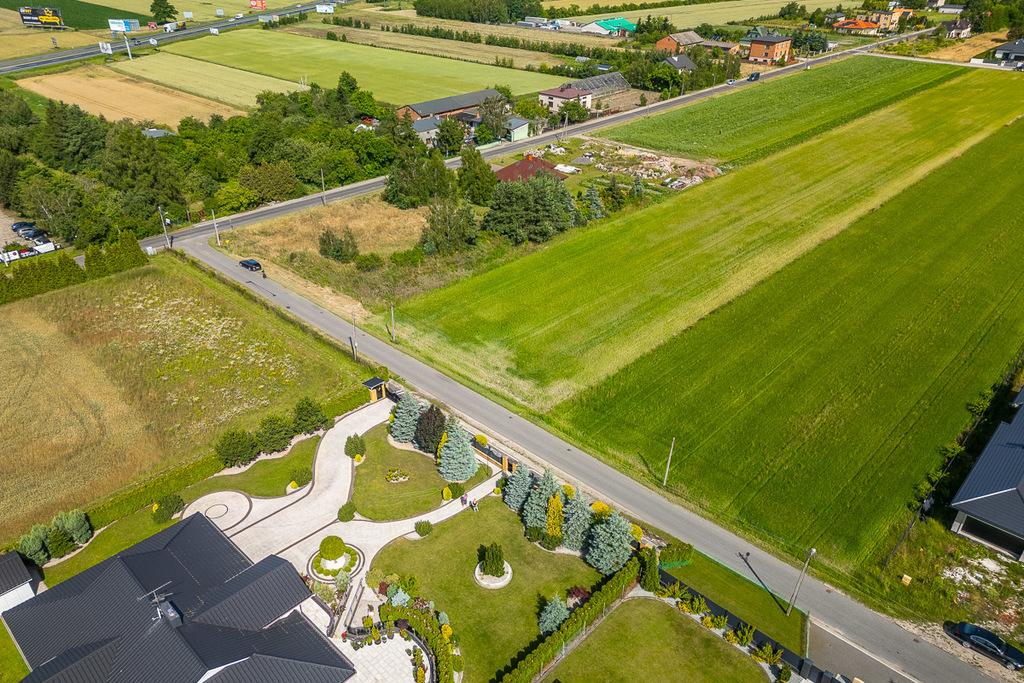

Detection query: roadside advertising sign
(18, 6), (64, 28)
(98, 41), (113, 54)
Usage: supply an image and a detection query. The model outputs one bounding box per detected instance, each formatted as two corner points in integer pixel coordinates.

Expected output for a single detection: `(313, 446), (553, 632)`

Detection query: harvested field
(0, 255), (365, 545)
(17, 65), (243, 126)
(566, 0), (832, 25)
(165, 30), (565, 103)
(109, 51), (303, 109)
(0, 0), (147, 29)
(289, 23), (562, 69)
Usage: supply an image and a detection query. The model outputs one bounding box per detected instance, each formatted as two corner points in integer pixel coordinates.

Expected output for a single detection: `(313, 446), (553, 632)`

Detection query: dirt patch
(927, 32), (1008, 62)
(16, 66), (244, 126)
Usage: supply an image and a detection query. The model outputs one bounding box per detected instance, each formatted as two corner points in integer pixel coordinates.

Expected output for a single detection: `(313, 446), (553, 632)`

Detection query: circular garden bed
(309, 535), (363, 581)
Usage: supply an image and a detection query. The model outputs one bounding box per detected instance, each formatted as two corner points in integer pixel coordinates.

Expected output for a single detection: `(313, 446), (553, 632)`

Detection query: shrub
(53, 509), (92, 545)
(449, 482), (465, 498)
(255, 414), (294, 454)
(442, 486), (452, 501)
(590, 500), (611, 518)
(703, 614), (718, 630)
(474, 434), (487, 447)
(415, 404), (446, 453)
(711, 613), (728, 629)
(354, 454), (364, 464)
(522, 469), (560, 530)
(525, 526), (543, 542)
(481, 542), (504, 577)
(338, 501), (356, 521)
(46, 525), (75, 559)
(294, 396), (328, 433)
(371, 626), (381, 643)
(452, 654), (464, 672)
(415, 520), (433, 536)
(319, 535), (346, 561)
(630, 523), (644, 543)
(539, 533), (561, 550)
(319, 227), (358, 262)
(355, 253), (384, 272)
(562, 494), (593, 552)
(732, 622), (755, 647)
(216, 429), (259, 467)
(752, 642), (783, 666)
(660, 541), (694, 566)
(640, 547), (660, 592)
(345, 433), (366, 457)
(691, 595), (709, 616)
(152, 494), (184, 523)
(291, 466), (313, 487)
(562, 483), (575, 499)
(777, 665), (793, 682)
(18, 524), (50, 566)
(390, 246), (424, 267)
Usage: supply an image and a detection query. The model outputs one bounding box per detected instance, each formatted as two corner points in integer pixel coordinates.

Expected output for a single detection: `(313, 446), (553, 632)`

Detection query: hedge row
(379, 603), (456, 683)
(498, 557), (640, 682)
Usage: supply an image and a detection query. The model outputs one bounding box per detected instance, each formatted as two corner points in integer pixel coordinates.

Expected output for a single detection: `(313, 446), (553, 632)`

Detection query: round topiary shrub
(319, 535), (346, 561)
(415, 520), (432, 537)
(338, 501), (356, 522)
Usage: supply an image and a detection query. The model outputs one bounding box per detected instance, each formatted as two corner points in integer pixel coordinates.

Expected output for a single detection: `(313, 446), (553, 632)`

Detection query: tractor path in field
(178, 233), (993, 683)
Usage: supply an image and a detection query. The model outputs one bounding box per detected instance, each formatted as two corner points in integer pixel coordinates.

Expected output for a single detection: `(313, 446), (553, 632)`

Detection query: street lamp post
(787, 547), (816, 616)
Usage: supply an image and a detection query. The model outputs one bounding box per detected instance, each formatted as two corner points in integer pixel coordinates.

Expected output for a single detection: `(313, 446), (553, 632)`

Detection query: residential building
(412, 117), (442, 145)
(538, 85), (593, 113)
(567, 71), (630, 97)
(506, 116), (531, 142)
(654, 30), (703, 53)
(995, 38), (1024, 61)
(748, 35), (792, 63)
(741, 26), (782, 45)
(0, 552), (33, 615)
(663, 53), (697, 73)
(938, 3), (964, 13)
(396, 88), (500, 122)
(951, 389), (1024, 559)
(495, 155), (568, 183)
(857, 8), (912, 31)
(699, 39), (741, 54)
(2, 514), (355, 682)
(943, 18), (972, 38)
(579, 17), (636, 36)
(825, 11), (846, 22)
(834, 19), (881, 35)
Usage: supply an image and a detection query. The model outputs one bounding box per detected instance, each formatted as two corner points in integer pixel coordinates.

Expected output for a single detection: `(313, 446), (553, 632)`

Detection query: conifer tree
(538, 594), (569, 634)
(586, 186), (605, 219)
(546, 494), (563, 539)
(390, 391), (421, 442)
(561, 493), (593, 552)
(414, 404), (446, 454)
(502, 464), (532, 513)
(18, 524), (50, 566)
(585, 511), (633, 575)
(438, 420), (477, 482)
(522, 468), (561, 531)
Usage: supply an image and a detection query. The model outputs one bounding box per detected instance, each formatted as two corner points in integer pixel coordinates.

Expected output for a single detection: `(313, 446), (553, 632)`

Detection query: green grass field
(541, 599), (766, 683)
(566, 0), (832, 25)
(0, 621), (27, 683)
(0, 254), (366, 545)
(602, 57), (960, 163)
(0, 0), (148, 29)
(394, 68), (1020, 412)
(109, 51), (303, 109)
(182, 435), (321, 500)
(372, 496), (599, 682)
(163, 29), (566, 103)
(351, 424), (489, 520)
(553, 114), (1024, 570)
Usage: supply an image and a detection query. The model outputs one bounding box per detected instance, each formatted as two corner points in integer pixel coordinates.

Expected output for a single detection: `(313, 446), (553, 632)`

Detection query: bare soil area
(928, 32), (1008, 62)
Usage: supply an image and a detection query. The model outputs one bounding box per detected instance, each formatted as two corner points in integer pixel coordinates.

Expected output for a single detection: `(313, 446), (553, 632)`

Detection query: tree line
(412, 0), (542, 24)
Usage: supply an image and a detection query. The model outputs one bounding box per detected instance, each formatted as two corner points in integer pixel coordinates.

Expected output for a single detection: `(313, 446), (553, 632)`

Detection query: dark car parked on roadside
(11, 221), (35, 233)
(950, 622), (1024, 670)
(239, 259), (262, 271)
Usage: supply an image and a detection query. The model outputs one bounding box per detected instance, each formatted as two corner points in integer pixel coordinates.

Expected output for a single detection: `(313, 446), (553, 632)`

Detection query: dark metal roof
(207, 654), (352, 683)
(664, 54), (697, 72)
(953, 408), (1024, 538)
(362, 376), (385, 389)
(0, 552), (31, 595)
(405, 89), (499, 117)
(4, 515), (354, 683)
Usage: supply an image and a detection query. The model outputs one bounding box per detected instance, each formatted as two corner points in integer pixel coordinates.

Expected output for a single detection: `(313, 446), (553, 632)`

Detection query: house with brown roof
(834, 18), (880, 35)
(495, 155), (568, 183)
(538, 85), (593, 113)
(748, 34), (792, 63)
(655, 30), (703, 53)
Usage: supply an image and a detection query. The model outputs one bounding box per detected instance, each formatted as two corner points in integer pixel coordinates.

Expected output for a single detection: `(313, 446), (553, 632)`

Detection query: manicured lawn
(163, 30), (566, 103)
(0, 620), (27, 683)
(395, 70), (1023, 412)
(554, 113), (1024, 570)
(352, 425), (489, 520)
(372, 497), (600, 682)
(541, 599), (766, 683)
(602, 57), (960, 163)
(182, 435), (321, 501)
(0, 254), (365, 545)
(42, 507), (173, 586)
(669, 554), (805, 654)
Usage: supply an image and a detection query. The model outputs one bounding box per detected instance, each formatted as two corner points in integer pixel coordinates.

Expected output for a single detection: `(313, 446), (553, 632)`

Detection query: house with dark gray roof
(951, 388), (1024, 559)
(0, 552), (33, 615)
(664, 53), (698, 73)
(396, 89), (501, 121)
(2, 514), (354, 683)
(995, 38), (1024, 62)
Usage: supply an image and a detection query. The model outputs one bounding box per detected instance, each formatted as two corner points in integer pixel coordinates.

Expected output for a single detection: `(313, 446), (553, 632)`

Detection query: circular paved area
(183, 490), (251, 530)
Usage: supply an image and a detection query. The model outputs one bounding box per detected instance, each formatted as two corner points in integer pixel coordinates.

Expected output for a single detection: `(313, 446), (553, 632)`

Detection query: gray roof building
(951, 388), (1024, 559)
(664, 54), (698, 73)
(3, 514), (354, 683)
(401, 89), (500, 118)
(995, 38), (1024, 61)
(0, 552), (31, 596)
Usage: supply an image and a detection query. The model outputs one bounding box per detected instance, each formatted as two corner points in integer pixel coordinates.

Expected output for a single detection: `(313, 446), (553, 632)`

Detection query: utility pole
(122, 32), (133, 60)
(157, 205), (170, 248)
(786, 547), (816, 616)
(350, 315), (358, 361)
(662, 437), (675, 487)
(211, 208), (221, 246)
(320, 168), (327, 206)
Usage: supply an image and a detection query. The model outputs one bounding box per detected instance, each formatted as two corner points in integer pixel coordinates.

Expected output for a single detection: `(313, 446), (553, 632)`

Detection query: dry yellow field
(565, 0), (832, 25)
(17, 66), (244, 126)
(0, 9), (100, 60)
(928, 31), (1007, 61)
(78, 0), (253, 22)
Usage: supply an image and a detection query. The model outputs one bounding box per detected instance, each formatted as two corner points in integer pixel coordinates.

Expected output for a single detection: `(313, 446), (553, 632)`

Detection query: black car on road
(239, 258), (262, 271)
(950, 622), (1024, 670)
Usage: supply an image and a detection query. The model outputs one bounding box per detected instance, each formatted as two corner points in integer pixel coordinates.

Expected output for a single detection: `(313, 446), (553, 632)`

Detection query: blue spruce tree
(584, 510), (633, 575)
(521, 468), (561, 531)
(561, 494), (593, 552)
(438, 420), (477, 482)
(503, 464), (533, 513)
(390, 391), (421, 443)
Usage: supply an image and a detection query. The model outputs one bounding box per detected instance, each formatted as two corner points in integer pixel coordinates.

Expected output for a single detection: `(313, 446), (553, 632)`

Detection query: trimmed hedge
(379, 603), (455, 683)
(498, 557), (640, 682)
(338, 501), (357, 522)
(152, 494), (184, 523)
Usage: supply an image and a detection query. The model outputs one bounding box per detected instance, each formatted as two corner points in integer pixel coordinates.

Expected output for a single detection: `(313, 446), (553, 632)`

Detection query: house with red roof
(495, 155), (568, 183)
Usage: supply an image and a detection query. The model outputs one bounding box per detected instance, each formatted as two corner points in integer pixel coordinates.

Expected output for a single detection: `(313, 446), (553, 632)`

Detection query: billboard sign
(316, 4), (334, 12)
(183, 10), (192, 18)
(18, 6), (64, 28)
(108, 18), (139, 32)
(98, 41), (113, 54)
(249, 0), (266, 9)
(210, 27), (220, 34)
(215, 8), (224, 16)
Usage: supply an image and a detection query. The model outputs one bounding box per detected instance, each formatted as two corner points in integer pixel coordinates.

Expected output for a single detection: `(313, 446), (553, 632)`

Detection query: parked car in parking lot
(239, 258), (262, 271)
(949, 622), (1024, 670)
(11, 221), (35, 233)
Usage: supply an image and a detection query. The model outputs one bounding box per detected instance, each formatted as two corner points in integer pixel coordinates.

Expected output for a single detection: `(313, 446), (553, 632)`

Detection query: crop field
(394, 69), (1022, 411)
(0, 0), (147, 29)
(164, 30), (565, 103)
(17, 65), (244, 125)
(110, 52), (302, 109)
(0, 255), (365, 545)
(79, 0), (252, 22)
(552, 114), (1024, 570)
(565, 0), (832, 25)
(0, 9), (100, 60)
(288, 23), (562, 69)
(602, 57), (960, 164)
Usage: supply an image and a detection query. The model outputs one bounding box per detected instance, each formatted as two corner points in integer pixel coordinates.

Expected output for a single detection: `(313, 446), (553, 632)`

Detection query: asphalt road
(180, 234), (993, 683)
